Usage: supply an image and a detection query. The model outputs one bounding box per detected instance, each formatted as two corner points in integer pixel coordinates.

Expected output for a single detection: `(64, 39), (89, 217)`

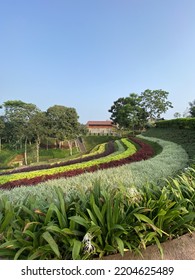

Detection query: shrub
(155, 118), (195, 130)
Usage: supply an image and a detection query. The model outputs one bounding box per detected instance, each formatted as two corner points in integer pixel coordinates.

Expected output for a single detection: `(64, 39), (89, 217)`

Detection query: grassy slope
(142, 128), (195, 166)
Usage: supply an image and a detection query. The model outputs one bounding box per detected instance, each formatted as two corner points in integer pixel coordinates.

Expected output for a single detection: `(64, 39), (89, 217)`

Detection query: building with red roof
(86, 120), (116, 135)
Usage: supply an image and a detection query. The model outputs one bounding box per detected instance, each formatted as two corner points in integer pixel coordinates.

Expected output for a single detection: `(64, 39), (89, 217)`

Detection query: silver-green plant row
(0, 137), (189, 208)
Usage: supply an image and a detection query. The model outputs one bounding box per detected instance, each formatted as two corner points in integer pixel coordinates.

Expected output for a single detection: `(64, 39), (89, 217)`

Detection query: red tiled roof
(86, 121), (113, 126)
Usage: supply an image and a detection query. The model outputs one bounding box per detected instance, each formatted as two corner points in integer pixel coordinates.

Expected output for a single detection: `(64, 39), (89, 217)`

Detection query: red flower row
(0, 141), (115, 176)
(0, 137), (154, 190)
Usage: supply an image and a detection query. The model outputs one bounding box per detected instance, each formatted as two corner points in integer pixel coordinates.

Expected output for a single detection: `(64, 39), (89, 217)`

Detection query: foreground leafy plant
(0, 168), (194, 260)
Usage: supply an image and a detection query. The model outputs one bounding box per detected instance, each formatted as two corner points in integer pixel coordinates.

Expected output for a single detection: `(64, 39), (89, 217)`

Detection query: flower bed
(0, 141), (115, 176)
(0, 137), (154, 189)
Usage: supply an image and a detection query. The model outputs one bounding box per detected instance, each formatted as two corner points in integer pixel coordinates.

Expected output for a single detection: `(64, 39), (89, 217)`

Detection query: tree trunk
(36, 136), (41, 163)
(67, 140), (73, 156)
(0, 137), (1, 152)
(20, 140), (23, 150)
(24, 138), (28, 165)
(75, 139), (79, 152)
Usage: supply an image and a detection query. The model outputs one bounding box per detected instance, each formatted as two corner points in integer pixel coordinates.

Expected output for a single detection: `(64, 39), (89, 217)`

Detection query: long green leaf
(56, 188), (68, 225)
(72, 239), (81, 260)
(20, 205), (37, 220)
(0, 240), (21, 249)
(87, 209), (98, 225)
(0, 211), (14, 233)
(14, 246), (33, 260)
(134, 213), (161, 233)
(115, 237), (124, 256)
(69, 216), (89, 229)
(153, 236), (164, 259)
(92, 203), (104, 226)
(42, 232), (61, 258)
(0, 249), (16, 258)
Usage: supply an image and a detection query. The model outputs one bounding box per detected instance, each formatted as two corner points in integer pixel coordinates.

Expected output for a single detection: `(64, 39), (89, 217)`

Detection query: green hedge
(155, 118), (195, 130)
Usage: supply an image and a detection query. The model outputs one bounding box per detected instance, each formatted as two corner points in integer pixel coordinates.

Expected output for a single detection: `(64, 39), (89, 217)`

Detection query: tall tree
(140, 89), (173, 120)
(189, 100), (195, 117)
(0, 116), (5, 151)
(3, 100), (40, 164)
(46, 105), (80, 155)
(28, 111), (47, 163)
(108, 93), (148, 132)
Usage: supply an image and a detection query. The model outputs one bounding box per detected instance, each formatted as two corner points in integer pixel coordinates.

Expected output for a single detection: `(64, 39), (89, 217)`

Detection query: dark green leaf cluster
(0, 168), (194, 260)
(155, 118), (195, 130)
(189, 100), (195, 117)
(108, 89), (173, 131)
(0, 101), (84, 164)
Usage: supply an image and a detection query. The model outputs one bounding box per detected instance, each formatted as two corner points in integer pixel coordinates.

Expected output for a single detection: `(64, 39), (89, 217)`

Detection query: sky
(0, 0), (195, 124)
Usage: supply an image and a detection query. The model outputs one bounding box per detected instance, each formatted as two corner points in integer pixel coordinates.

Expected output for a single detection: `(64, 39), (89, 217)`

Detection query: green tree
(46, 105), (80, 155)
(28, 111), (47, 163)
(0, 116), (5, 151)
(189, 100), (195, 117)
(174, 112), (181, 119)
(140, 89), (173, 120)
(108, 93), (148, 133)
(3, 100), (40, 164)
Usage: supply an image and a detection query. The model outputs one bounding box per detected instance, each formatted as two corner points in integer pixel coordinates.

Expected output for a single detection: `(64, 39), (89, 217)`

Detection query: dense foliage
(0, 168), (194, 260)
(0, 127), (194, 260)
(109, 89), (173, 131)
(0, 100), (85, 164)
(189, 100), (195, 117)
(155, 118), (195, 130)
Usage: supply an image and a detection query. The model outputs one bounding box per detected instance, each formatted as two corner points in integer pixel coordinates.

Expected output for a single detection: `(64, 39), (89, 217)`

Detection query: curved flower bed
(0, 141), (115, 176)
(0, 137), (154, 190)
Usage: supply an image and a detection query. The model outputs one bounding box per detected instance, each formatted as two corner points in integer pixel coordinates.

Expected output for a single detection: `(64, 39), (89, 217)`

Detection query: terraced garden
(0, 128), (195, 260)
(0, 137), (154, 189)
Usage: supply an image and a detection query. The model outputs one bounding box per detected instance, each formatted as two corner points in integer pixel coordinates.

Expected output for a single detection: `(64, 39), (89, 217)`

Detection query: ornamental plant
(0, 138), (140, 189)
(0, 141), (114, 176)
(0, 137), (155, 190)
(0, 168), (194, 260)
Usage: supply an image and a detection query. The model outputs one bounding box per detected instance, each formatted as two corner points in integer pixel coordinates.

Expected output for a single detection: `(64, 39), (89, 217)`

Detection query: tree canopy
(0, 100), (85, 163)
(141, 89), (173, 119)
(189, 100), (195, 117)
(108, 93), (148, 131)
(109, 89), (173, 130)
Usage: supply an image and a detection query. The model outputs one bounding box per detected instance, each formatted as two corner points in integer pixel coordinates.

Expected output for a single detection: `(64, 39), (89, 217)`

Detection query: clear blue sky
(0, 0), (195, 123)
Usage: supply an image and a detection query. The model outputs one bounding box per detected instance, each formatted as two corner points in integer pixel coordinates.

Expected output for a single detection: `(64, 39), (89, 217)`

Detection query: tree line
(108, 89), (195, 132)
(0, 90), (194, 165)
(108, 89), (173, 132)
(0, 101), (87, 165)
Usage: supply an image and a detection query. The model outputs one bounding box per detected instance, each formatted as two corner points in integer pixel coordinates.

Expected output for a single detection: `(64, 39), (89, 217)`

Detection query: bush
(155, 118), (195, 130)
